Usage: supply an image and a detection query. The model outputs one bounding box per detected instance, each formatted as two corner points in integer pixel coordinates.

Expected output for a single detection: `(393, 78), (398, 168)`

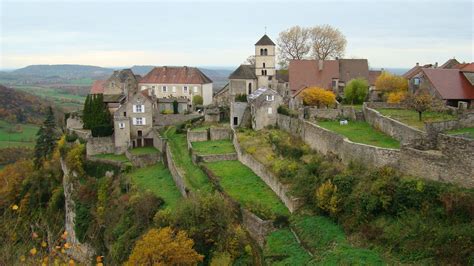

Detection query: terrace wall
(192, 152), (238, 164)
(152, 130), (167, 153)
(125, 150), (160, 168)
(85, 156), (125, 169)
(363, 104), (426, 145)
(153, 113), (202, 127)
(306, 106), (356, 120)
(187, 130), (208, 142)
(86, 136), (115, 156)
(209, 127), (232, 140)
(165, 144), (190, 197)
(232, 130), (303, 213)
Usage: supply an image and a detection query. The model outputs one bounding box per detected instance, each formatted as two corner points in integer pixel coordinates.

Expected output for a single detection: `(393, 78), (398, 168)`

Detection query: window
(162, 86), (167, 92)
(133, 104), (145, 113)
(260, 48), (264, 56)
(266, 95), (274, 101)
(141, 85), (147, 91)
(264, 49), (268, 56)
(248, 83), (252, 94)
(183, 86), (188, 93)
(111, 82), (115, 87)
(263, 62), (266, 68)
(123, 112), (126, 117)
(233, 117), (238, 126)
(268, 107), (273, 114)
(133, 117), (146, 125)
(193, 86), (198, 93)
(119, 122), (125, 129)
(172, 86), (176, 93)
(261, 70), (265, 75)
(414, 78), (420, 85)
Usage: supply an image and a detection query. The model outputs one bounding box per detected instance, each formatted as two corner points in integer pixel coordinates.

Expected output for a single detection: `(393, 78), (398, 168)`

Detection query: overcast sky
(0, 0), (472, 69)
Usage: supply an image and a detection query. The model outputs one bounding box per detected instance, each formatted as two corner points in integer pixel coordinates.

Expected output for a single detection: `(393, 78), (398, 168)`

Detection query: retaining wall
(86, 136), (115, 156)
(363, 104), (426, 145)
(153, 113), (202, 127)
(85, 156), (126, 169)
(232, 130), (303, 212)
(187, 130), (208, 142)
(210, 127), (232, 140)
(306, 106), (356, 120)
(125, 150), (160, 168)
(192, 152), (238, 164)
(165, 144), (190, 197)
(152, 130), (167, 152)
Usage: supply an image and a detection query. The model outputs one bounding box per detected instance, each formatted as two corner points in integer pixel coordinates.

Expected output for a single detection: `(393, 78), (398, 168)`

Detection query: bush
(277, 105), (298, 118)
(91, 124), (114, 137)
(301, 87), (336, 107)
(387, 91), (407, 103)
(344, 78), (368, 104)
(66, 131), (79, 142)
(193, 95), (203, 105)
(83, 160), (120, 178)
(315, 180), (340, 216)
(235, 94), (247, 102)
(161, 109), (174, 115)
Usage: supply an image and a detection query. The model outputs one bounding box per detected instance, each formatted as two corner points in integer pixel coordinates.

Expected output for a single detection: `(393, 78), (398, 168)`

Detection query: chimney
(416, 62), (419, 66)
(434, 62), (438, 68)
(318, 60), (323, 71)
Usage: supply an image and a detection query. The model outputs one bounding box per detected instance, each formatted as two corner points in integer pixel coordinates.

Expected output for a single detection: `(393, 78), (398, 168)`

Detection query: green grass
(0, 120), (39, 148)
(163, 127), (212, 192)
(128, 163), (182, 210)
(342, 104), (363, 111)
(291, 215), (384, 265)
(317, 121), (400, 149)
(446, 127), (474, 138)
(190, 126), (209, 132)
(192, 140), (235, 155)
(12, 85), (85, 112)
(68, 78), (95, 85)
(264, 228), (312, 265)
(204, 160), (289, 219)
(129, 146), (159, 155)
(376, 108), (456, 130)
(92, 153), (129, 162)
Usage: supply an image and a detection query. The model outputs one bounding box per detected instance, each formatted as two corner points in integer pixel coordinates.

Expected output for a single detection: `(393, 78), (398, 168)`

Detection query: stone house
(409, 63), (474, 108)
(113, 88), (154, 152)
(138, 66), (213, 106)
(248, 88), (283, 130)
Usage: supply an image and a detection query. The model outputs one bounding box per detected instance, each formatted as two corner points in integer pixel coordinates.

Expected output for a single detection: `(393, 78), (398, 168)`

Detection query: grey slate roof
(248, 87), (278, 100)
(229, 65), (257, 80)
(255, 34), (276, 46)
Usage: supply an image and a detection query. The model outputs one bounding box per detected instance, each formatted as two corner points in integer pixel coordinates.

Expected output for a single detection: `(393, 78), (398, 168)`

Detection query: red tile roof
(422, 68), (474, 100)
(369, 70), (382, 85)
(289, 60), (339, 95)
(139, 66), (212, 84)
(90, 80), (106, 94)
(460, 63), (474, 73)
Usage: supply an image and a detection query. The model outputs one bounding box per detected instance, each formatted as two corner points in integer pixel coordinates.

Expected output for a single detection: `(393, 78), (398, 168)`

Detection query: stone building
(138, 66), (213, 106)
(248, 88), (283, 130)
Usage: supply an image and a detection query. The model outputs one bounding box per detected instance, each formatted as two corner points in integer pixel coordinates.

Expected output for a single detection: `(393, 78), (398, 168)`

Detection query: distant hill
(0, 84), (54, 124)
(12, 64), (112, 78)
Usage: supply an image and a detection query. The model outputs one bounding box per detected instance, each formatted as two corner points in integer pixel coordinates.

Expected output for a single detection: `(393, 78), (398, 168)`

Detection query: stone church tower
(255, 34), (276, 88)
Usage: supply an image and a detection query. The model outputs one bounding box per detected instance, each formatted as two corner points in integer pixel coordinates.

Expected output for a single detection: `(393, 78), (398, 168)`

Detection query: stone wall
(192, 152), (238, 164)
(85, 156), (125, 169)
(165, 144), (190, 197)
(425, 112), (474, 135)
(153, 113), (202, 127)
(242, 209), (275, 247)
(233, 130), (303, 212)
(66, 116), (83, 130)
(86, 136), (115, 156)
(125, 150), (160, 168)
(187, 130), (208, 142)
(209, 127), (232, 140)
(69, 128), (91, 140)
(365, 102), (406, 109)
(152, 129), (167, 153)
(363, 105), (426, 145)
(306, 106), (356, 120)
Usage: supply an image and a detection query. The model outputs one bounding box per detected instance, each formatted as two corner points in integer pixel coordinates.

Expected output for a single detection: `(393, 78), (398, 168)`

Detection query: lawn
(317, 121), (400, 149)
(264, 228), (312, 265)
(163, 127), (212, 192)
(446, 127), (474, 138)
(0, 120), (39, 148)
(376, 108), (456, 130)
(291, 215), (384, 265)
(92, 153), (129, 162)
(130, 146), (159, 155)
(204, 160), (289, 219)
(192, 140), (235, 155)
(128, 163), (182, 210)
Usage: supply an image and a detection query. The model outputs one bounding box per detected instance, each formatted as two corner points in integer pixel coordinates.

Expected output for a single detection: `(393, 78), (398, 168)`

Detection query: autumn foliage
(387, 90), (407, 104)
(301, 87), (336, 108)
(375, 72), (408, 93)
(126, 227), (203, 265)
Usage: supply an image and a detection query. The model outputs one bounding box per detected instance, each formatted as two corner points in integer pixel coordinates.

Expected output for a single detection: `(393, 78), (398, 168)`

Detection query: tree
(82, 94), (113, 136)
(315, 180), (340, 217)
(387, 91), (407, 104)
(310, 25), (347, 60)
(375, 72), (408, 94)
(344, 78), (369, 104)
(301, 87), (336, 108)
(277, 26), (311, 68)
(245, 55), (255, 65)
(405, 89), (434, 121)
(34, 107), (58, 167)
(126, 227), (203, 265)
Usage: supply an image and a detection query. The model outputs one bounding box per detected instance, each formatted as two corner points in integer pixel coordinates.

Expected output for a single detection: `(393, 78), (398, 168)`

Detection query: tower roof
(255, 34), (275, 46)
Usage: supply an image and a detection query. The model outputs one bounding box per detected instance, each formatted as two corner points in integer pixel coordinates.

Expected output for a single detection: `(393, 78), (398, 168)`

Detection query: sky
(0, 0), (473, 70)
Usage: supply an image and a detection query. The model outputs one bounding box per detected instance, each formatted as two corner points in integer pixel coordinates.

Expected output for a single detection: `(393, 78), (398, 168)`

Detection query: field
(163, 127), (212, 192)
(128, 163), (182, 210)
(376, 108), (456, 130)
(12, 85), (85, 111)
(204, 160), (289, 219)
(317, 120), (400, 149)
(130, 146), (159, 155)
(446, 127), (474, 138)
(192, 140), (235, 155)
(92, 153), (129, 162)
(0, 120), (39, 148)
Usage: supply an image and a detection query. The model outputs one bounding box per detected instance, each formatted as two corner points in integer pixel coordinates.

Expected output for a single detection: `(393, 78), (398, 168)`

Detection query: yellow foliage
(65, 144), (85, 176)
(126, 227), (204, 265)
(315, 180), (340, 216)
(375, 72), (408, 92)
(387, 91), (407, 103)
(11, 204), (18, 210)
(301, 87), (336, 108)
(30, 247), (37, 256)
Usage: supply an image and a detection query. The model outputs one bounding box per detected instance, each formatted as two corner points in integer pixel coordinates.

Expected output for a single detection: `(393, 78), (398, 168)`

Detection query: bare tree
(277, 26), (311, 69)
(245, 55), (255, 65)
(310, 25), (347, 60)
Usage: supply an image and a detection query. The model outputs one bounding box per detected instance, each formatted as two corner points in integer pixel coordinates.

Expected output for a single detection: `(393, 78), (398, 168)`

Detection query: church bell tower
(255, 34), (276, 88)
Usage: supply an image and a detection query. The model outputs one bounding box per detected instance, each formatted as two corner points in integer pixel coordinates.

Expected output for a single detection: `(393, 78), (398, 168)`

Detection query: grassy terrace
(129, 163), (181, 210)
(446, 127), (474, 138)
(317, 121), (400, 149)
(264, 228), (312, 265)
(204, 160), (289, 219)
(192, 140), (235, 155)
(129, 146), (159, 155)
(376, 108), (456, 130)
(163, 127), (212, 192)
(92, 153), (129, 162)
(0, 120), (39, 148)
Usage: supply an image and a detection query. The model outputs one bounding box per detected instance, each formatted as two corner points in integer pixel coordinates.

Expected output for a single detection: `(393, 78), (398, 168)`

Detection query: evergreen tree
(34, 107), (58, 167)
(82, 94), (92, 129)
